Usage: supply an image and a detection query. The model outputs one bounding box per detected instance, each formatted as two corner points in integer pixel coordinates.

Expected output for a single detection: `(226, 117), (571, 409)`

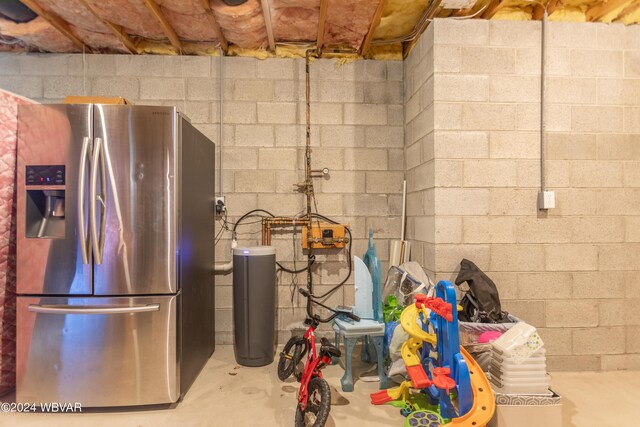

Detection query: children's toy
(404, 410), (445, 427)
(370, 280), (495, 427)
(278, 288), (360, 427)
(332, 230), (389, 392)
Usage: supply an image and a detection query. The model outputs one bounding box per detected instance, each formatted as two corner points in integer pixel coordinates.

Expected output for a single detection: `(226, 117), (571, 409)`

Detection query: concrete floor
(1, 345), (639, 427)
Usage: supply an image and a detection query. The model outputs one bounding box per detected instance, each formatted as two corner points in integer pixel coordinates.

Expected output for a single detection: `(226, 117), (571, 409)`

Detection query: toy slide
(370, 380), (411, 405)
(400, 303), (436, 389)
(447, 346), (495, 426)
(382, 288), (495, 427)
(401, 299), (495, 426)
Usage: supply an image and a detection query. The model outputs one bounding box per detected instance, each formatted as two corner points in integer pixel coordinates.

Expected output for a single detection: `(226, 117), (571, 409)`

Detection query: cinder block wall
(0, 53), (404, 344)
(406, 19), (640, 371)
(404, 25), (436, 274)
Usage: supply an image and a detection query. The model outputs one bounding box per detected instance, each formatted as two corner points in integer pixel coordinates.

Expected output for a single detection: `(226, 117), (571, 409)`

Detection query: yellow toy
(371, 281), (495, 427)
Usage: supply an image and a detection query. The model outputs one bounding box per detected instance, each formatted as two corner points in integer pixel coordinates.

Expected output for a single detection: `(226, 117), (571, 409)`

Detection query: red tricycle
(278, 288), (360, 427)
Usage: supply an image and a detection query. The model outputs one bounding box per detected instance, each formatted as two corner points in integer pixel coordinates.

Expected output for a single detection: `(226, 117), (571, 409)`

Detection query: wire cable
(305, 213), (353, 300)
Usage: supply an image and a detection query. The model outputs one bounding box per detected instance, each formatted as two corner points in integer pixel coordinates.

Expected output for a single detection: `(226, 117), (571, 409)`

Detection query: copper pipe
(261, 217), (308, 246)
(304, 49), (318, 300)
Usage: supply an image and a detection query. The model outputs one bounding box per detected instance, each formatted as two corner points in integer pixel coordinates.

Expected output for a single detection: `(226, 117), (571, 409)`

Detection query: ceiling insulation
(83, 0), (165, 39)
(0, 0), (638, 58)
(373, 0), (430, 39)
(160, 7), (218, 41)
(270, 0), (319, 42)
(211, 0), (269, 48)
(0, 16), (78, 52)
(323, 0), (381, 47)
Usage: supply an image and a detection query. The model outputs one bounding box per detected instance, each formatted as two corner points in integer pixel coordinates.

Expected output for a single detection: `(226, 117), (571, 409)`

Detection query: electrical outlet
(215, 196), (226, 215)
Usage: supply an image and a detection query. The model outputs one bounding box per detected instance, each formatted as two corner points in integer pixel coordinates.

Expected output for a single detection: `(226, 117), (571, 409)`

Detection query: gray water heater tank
(232, 246), (276, 367)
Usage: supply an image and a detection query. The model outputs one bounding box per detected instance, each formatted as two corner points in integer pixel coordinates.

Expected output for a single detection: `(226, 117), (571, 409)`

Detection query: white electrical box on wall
(538, 191), (556, 210)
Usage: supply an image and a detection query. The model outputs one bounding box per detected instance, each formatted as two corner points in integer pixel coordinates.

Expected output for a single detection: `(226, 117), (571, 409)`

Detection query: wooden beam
(453, 6), (475, 17)
(78, 0), (137, 54)
(142, 0), (182, 51)
(19, 0), (86, 50)
(360, 0), (387, 56)
(427, 1), (443, 19)
(532, 2), (546, 20)
(482, 0), (507, 19)
(587, 0), (630, 21)
(317, 0), (329, 51)
(200, 0), (229, 53)
(614, 0), (640, 21)
(260, 0), (276, 52)
(546, 0), (561, 15)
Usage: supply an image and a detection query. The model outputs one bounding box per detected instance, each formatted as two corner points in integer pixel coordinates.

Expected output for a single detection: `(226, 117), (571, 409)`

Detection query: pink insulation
(161, 8), (218, 41)
(270, 0), (319, 41)
(35, 0), (109, 33)
(0, 17), (79, 52)
(84, 0), (166, 39)
(35, 0), (129, 52)
(72, 26), (129, 52)
(155, 0), (206, 15)
(0, 89), (34, 396)
(211, 0), (268, 48)
(323, 0), (381, 47)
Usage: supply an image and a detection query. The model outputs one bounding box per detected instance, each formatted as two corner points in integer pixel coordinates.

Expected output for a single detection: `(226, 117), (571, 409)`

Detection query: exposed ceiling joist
(260, 0), (276, 52)
(428, 1), (444, 19)
(546, 0), (561, 14)
(532, 2), (546, 19)
(142, 0), (181, 51)
(452, 7), (474, 17)
(78, 0), (137, 54)
(200, 0), (229, 53)
(439, 8), (454, 17)
(317, 0), (329, 51)
(482, 0), (507, 19)
(614, 0), (640, 21)
(19, 0), (87, 50)
(360, 0), (386, 55)
(587, 0), (630, 20)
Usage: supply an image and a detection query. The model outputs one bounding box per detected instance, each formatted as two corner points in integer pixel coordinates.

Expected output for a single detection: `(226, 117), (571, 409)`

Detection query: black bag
(454, 259), (508, 323)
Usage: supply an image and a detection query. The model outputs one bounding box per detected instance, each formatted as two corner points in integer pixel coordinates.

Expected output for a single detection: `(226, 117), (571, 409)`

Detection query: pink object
(0, 89), (35, 395)
(478, 331), (503, 344)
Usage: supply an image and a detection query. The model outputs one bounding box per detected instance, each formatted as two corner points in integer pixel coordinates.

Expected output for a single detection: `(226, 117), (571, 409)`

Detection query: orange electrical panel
(301, 223), (348, 250)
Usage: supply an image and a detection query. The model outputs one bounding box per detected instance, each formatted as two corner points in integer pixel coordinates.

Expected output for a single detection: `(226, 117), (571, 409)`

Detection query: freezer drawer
(16, 295), (179, 407)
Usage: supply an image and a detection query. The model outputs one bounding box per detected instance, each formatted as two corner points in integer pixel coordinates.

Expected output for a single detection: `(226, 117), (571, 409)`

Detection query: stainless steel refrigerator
(15, 104), (215, 407)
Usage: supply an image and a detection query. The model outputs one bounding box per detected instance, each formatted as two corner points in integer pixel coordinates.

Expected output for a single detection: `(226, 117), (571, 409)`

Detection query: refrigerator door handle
(28, 304), (160, 315)
(90, 137), (107, 264)
(78, 136), (91, 265)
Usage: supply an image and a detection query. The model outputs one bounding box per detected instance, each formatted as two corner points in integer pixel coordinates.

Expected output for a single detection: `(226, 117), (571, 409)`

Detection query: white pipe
(540, 11), (547, 192)
(218, 48), (224, 196)
(214, 238), (236, 272)
(401, 180), (407, 240)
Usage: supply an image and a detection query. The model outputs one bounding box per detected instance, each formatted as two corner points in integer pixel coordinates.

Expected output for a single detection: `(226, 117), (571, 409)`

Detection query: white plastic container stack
(488, 322), (551, 396)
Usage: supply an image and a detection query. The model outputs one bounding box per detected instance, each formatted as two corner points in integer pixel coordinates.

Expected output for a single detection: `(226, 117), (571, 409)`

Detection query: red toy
(278, 288), (360, 427)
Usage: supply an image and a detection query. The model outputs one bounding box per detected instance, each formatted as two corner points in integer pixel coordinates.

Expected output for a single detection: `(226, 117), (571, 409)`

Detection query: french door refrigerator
(15, 104), (215, 407)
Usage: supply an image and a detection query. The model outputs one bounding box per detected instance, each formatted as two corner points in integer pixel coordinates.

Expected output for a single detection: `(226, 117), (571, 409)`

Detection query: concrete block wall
(405, 19), (640, 371)
(404, 25), (436, 274)
(0, 53), (404, 344)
